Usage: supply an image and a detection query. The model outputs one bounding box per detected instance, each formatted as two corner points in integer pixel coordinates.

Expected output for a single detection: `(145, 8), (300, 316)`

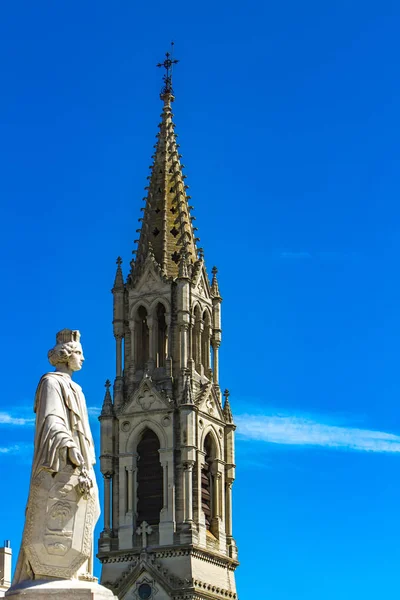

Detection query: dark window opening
(137, 429), (163, 527)
(201, 434), (215, 530)
(136, 306), (149, 370)
(156, 303), (167, 368)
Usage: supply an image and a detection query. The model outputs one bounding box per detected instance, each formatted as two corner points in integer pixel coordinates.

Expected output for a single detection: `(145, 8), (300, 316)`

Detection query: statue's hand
(78, 467), (93, 499)
(68, 447), (85, 468)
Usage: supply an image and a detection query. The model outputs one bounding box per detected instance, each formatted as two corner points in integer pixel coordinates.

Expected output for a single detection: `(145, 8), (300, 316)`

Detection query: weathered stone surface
(6, 579), (116, 600)
(23, 467), (97, 579)
(9, 330), (101, 589)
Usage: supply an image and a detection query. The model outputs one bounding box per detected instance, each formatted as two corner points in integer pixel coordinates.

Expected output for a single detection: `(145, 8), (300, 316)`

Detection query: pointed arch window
(136, 306), (149, 370)
(201, 433), (217, 533)
(155, 303), (167, 368)
(137, 429), (163, 526)
(192, 305), (202, 373)
(202, 310), (211, 374)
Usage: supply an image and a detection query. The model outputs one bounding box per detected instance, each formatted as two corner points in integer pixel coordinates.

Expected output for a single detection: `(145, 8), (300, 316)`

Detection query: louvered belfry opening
(156, 303), (167, 368)
(136, 306), (149, 370)
(201, 434), (214, 530)
(137, 429), (163, 526)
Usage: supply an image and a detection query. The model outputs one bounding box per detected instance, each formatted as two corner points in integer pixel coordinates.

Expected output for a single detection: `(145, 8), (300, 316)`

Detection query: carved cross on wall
(136, 521), (152, 548)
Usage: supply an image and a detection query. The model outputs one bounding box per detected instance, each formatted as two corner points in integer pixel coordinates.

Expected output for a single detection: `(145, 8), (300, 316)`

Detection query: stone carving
(136, 522), (152, 549)
(137, 387), (156, 411)
(11, 330), (100, 584)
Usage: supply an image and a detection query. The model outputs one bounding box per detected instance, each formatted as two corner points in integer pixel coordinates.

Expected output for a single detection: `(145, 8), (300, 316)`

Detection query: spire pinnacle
(211, 266), (222, 299)
(101, 379), (114, 417)
(178, 253), (189, 279)
(113, 257), (124, 291)
(157, 42), (179, 100)
(223, 389), (234, 424)
(131, 50), (199, 281)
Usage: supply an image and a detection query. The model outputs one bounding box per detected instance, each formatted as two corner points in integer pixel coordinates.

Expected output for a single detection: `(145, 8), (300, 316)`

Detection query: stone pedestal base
(5, 579), (116, 600)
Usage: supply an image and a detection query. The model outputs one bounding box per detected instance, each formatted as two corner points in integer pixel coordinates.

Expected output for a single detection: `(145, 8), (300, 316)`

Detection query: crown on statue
(56, 329), (81, 344)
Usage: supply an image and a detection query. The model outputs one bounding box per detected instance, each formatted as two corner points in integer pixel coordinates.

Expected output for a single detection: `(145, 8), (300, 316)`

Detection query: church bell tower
(98, 49), (239, 600)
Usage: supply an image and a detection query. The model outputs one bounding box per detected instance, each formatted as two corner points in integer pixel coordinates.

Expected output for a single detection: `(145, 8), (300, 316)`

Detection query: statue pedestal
(5, 579), (116, 600)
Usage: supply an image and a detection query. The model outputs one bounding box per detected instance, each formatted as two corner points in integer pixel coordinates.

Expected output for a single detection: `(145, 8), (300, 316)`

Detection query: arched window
(136, 306), (149, 370)
(192, 305), (202, 373)
(201, 433), (216, 532)
(137, 429), (163, 526)
(156, 303), (167, 368)
(202, 310), (211, 374)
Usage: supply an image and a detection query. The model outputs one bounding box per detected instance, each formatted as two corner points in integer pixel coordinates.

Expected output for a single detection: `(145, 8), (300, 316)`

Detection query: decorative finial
(211, 265), (222, 299)
(157, 42), (179, 99)
(223, 389), (234, 424)
(198, 248), (204, 260)
(113, 257), (124, 291)
(178, 253), (189, 279)
(101, 379), (113, 417)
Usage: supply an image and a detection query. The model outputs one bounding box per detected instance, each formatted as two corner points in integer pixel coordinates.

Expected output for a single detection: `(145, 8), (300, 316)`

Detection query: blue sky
(1, 1), (400, 598)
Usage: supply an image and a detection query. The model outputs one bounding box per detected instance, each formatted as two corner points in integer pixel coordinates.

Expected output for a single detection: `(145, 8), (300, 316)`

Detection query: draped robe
(13, 372), (99, 583)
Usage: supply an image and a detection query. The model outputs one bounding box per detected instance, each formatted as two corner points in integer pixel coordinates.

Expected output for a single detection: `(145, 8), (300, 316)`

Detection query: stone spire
(182, 374), (193, 405)
(223, 389), (234, 424)
(112, 257), (124, 291)
(101, 380), (114, 417)
(211, 266), (221, 299)
(132, 56), (198, 280)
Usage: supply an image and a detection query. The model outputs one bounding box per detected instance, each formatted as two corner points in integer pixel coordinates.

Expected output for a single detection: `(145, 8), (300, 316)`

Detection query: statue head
(48, 329), (85, 372)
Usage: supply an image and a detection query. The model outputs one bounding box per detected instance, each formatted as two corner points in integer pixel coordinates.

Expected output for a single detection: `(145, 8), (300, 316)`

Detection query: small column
(212, 340), (220, 385)
(129, 320), (136, 372)
(112, 469), (119, 532)
(165, 313), (172, 374)
(225, 480), (233, 542)
(126, 466), (133, 513)
(103, 474), (112, 531)
(162, 463), (168, 510)
(132, 453), (138, 519)
(195, 320), (204, 373)
(147, 315), (155, 371)
(115, 334), (123, 377)
(214, 471), (221, 518)
(180, 324), (189, 370)
(184, 461), (194, 522)
(159, 449), (175, 545)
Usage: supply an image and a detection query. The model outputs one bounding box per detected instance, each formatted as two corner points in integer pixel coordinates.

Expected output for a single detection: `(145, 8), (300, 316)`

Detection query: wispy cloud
(236, 414), (400, 453)
(0, 412), (34, 426)
(87, 406), (101, 417)
(0, 444), (23, 454)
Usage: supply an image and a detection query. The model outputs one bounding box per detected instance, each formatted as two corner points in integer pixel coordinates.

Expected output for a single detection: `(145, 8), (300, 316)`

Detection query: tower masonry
(98, 51), (239, 600)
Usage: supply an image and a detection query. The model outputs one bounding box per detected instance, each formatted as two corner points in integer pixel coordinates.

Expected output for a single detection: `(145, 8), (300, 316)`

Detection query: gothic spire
(113, 257), (124, 291)
(101, 380), (114, 417)
(131, 48), (199, 280)
(223, 389), (234, 424)
(211, 266), (222, 299)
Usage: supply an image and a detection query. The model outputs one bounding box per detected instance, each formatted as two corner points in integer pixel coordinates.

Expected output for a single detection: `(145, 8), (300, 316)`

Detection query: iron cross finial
(157, 42), (179, 97)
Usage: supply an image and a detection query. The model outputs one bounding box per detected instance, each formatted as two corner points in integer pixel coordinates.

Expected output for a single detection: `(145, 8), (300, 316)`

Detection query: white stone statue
(7, 330), (114, 600)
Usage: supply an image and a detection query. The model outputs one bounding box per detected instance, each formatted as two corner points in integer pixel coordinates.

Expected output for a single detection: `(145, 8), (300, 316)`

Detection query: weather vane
(157, 42), (179, 97)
